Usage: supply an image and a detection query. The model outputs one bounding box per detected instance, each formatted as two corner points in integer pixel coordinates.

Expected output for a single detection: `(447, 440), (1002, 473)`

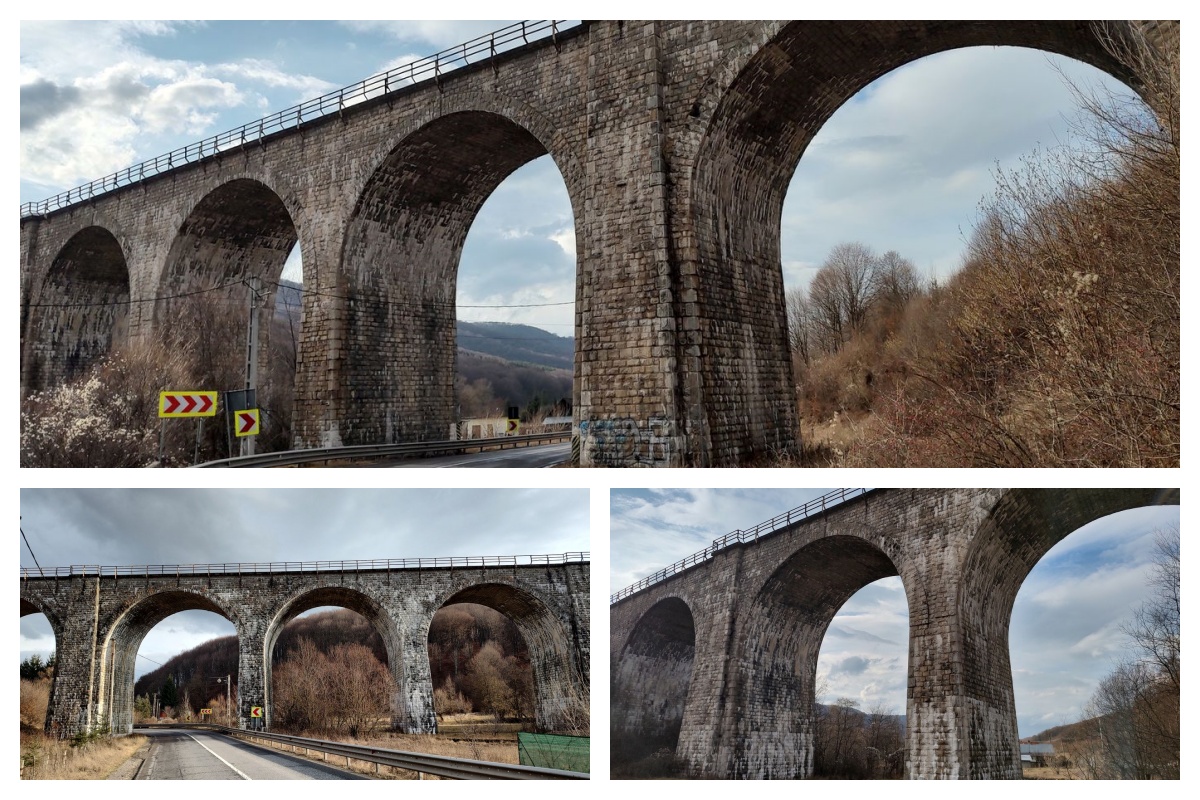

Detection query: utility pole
(241, 276), (264, 457)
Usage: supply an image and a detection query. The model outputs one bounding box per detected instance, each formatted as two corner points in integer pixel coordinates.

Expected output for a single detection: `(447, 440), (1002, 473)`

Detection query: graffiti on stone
(579, 416), (675, 466)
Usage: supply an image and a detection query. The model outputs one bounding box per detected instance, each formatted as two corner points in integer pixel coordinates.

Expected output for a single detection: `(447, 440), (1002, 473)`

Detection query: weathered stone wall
(19, 21), (1175, 465)
(610, 488), (1178, 778)
(20, 561), (589, 737)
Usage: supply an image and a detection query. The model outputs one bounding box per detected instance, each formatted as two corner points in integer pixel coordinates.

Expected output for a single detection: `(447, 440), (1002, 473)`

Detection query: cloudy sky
(610, 488), (1179, 737)
(20, 488), (589, 677)
(19, 19), (1135, 335)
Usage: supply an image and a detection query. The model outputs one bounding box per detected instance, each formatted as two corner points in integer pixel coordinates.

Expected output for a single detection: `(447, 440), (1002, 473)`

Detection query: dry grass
(1022, 763), (1080, 780)
(20, 731), (146, 780)
(20, 680), (50, 729)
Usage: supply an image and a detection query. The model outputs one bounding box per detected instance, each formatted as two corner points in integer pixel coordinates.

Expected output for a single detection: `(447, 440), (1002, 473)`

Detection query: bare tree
(785, 286), (814, 367)
(1081, 525), (1180, 779)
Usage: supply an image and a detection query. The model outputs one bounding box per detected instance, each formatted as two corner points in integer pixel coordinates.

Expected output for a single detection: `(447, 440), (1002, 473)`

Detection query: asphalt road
(135, 729), (365, 780)
(382, 442), (571, 468)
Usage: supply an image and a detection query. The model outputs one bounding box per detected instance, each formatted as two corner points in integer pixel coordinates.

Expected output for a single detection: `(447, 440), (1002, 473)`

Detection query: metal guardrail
(610, 488), (873, 603)
(193, 431), (570, 468)
(20, 20), (583, 219)
(21, 552), (589, 580)
(132, 724), (588, 779)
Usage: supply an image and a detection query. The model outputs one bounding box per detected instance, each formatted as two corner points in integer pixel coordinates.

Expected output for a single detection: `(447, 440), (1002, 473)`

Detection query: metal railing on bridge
(609, 488), (873, 603)
(132, 723), (588, 779)
(21, 552), (589, 581)
(20, 20), (584, 219)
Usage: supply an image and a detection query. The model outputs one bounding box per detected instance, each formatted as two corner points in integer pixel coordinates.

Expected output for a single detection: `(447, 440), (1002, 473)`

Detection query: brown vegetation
(131, 605), (538, 740)
(812, 699), (905, 779)
(273, 639), (394, 737)
(21, 286), (299, 466)
(20, 727), (146, 780)
(788, 30), (1178, 467)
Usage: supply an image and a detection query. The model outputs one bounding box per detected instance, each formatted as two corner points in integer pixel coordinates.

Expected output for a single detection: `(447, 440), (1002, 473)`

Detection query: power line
(20, 519), (42, 571)
(137, 652), (168, 668)
(27, 275), (575, 312)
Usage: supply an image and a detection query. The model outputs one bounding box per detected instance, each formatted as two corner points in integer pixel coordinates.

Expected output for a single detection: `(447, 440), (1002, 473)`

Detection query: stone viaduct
(20, 554), (589, 736)
(19, 21), (1177, 466)
(609, 488), (1179, 778)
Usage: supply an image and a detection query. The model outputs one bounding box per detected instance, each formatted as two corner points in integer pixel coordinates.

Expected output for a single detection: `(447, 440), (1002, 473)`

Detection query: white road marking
(187, 734), (252, 780)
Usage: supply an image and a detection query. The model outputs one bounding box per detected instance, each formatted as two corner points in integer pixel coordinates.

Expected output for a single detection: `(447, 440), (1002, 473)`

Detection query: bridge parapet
(21, 551), (589, 580)
(610, 489), (870, 602)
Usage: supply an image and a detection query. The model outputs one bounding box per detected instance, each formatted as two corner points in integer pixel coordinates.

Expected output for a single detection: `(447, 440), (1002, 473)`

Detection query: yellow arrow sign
(159, 391), (218, 418)
(234, 409), (260, 437)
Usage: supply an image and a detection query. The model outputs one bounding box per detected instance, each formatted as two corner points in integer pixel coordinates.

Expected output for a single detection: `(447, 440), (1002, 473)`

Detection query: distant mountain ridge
(272, 281), (573, 373)
(456, 320), (573, 370)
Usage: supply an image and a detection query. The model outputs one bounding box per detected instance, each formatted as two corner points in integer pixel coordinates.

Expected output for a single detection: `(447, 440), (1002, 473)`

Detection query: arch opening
(436, 582), (583, 735)
(20, 606), (59, 735)
(610, 597), (696, 777)
(26, 226), (129, 391)
(265, 587), (404, 734)
(735, 535), (904, 779)
(689, 21), (1155, 464)
(427, 603), (535, 727)
(955, 487), (1180, 778)
(812, 577), (909, 779)
(1006, 501), (1180, 779)
(131, 609), (237, 727)
(336, 110), (579, 446)
(156, 178), (300, 458)
(106, 590), (235, 735)
(455, 155), (576, 430)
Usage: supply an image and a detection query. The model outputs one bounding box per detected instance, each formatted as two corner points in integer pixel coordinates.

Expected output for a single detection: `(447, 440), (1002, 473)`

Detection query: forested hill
(455, 321), (573, 370)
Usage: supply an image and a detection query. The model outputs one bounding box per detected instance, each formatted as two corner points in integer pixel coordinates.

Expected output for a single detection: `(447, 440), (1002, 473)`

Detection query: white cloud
(213, 59), (337, 98)
(20, 21), (340, 194)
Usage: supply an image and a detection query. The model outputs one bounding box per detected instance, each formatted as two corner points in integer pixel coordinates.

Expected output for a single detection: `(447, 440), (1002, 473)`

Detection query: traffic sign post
(157, 391), (218, 466)
(234, 409), (260, 438)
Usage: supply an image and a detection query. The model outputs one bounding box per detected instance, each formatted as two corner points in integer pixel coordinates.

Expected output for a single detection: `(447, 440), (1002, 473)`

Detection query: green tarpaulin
(517, 732), (590, 773)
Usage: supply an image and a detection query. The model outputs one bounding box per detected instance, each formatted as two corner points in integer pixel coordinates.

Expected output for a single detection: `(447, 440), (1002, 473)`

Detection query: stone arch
(610, 596), (697, 770)
(953, 487), (1180, 778)
(23, 225), (130, 391)
(99, 588), (236, 734)
(264, 585), (406, 731)
(684, 21), (1154, 464)
(434, 579), (581, 732)
(332, 106), (582, 445)
(734, 534), (907, 779)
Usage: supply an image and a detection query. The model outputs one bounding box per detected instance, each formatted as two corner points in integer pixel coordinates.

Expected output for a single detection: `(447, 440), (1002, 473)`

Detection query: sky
(609, 488), (1180, 738)
(18, 19), (1136, 336)
(19, 488), (590, 678)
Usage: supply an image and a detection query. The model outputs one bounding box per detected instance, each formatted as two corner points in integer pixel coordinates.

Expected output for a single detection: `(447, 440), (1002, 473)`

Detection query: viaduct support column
(291, 227), (354, 450)
(47, 575), (108, 737)
(236, 618), (267, 730)
(575, 21), (688, 466)
(396, 614), (437, 734)
(903, 498), (1021, 780)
